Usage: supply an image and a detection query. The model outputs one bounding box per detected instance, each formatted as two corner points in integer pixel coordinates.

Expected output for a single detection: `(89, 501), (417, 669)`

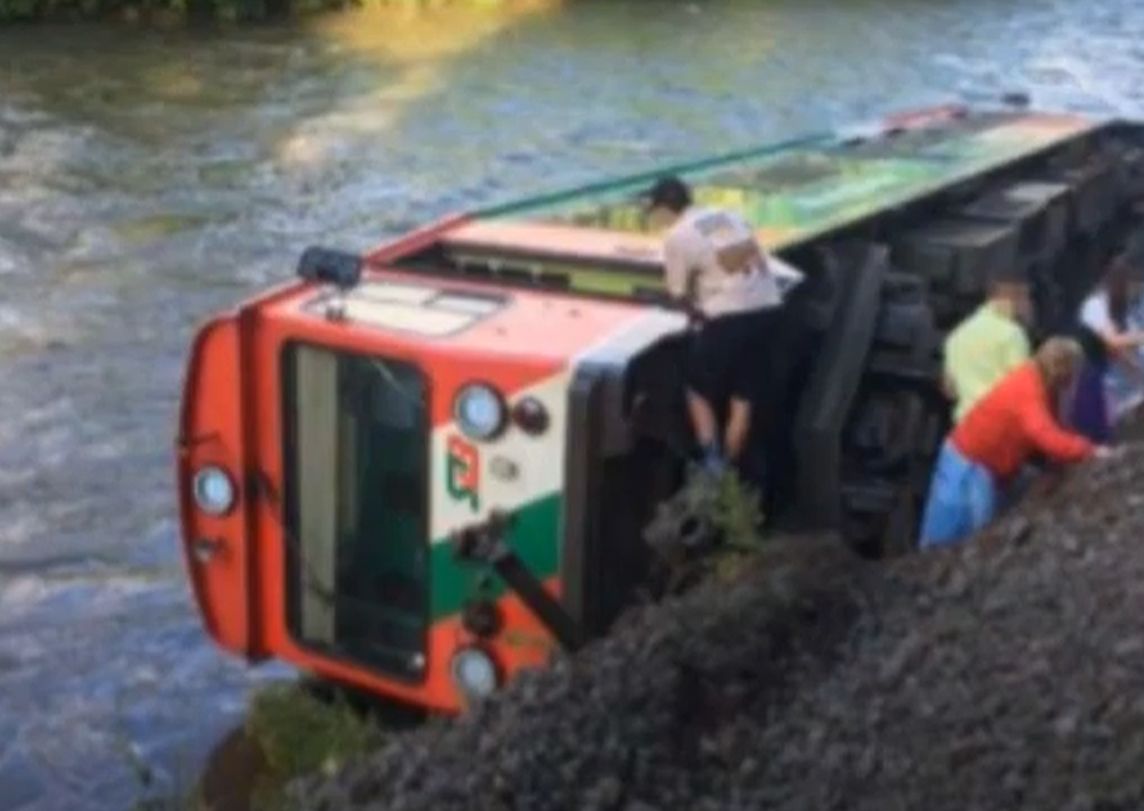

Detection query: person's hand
(939, 373), (957, 401)
(665, 296), (704, 329)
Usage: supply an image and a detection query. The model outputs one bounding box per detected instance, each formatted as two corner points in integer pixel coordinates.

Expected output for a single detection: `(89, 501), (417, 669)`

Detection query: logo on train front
(447, 435), (480, 512)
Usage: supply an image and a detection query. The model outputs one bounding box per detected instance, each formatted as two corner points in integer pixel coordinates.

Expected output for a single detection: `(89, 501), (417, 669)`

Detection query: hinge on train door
(246, 468), (280, 508)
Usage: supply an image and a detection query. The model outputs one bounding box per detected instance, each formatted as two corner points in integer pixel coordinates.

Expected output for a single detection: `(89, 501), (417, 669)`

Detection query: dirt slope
(293, 448), (1144, 811)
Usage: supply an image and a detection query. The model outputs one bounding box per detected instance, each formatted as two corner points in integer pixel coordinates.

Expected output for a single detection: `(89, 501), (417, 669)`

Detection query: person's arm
(1081, 295), (1144, 351)
(940, 370), (957, 401)
(1017, 391), (1095, 463)
(1114, 350), (1144, 384)
(763, 251), (807, 293)
(663, 232), (690, 299)
(663, 235), (704, 324)
(1104, 329), (1144, 351)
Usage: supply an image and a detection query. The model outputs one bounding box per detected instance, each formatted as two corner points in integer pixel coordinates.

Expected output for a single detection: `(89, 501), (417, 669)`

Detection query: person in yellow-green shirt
(943, 268), (1033, 423)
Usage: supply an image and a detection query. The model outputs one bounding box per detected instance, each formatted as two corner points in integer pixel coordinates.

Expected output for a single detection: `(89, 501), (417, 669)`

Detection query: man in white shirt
(1069, 252), (1144, 440)
(1109, 247), (1144, 419)
(642, 175), (786, 477)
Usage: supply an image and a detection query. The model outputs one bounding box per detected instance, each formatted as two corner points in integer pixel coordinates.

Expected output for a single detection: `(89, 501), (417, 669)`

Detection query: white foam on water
(0, 240), (30, 277)
(0, 302), (61, 353)
(0, 581), (290, 810)
(0, 511), (51, 551)
(6, 125), (98, 177)
(0, 575), (58, 613)
(0, 572), (166, 629)
(8, 395), (77, 434)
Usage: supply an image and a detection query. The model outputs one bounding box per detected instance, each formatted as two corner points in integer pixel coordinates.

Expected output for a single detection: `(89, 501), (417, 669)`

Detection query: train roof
(372, 105), (1120, 300)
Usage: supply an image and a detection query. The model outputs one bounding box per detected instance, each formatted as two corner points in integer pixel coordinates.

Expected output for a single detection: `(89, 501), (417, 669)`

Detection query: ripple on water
(0, 240), (31, 277)
(0, 571), (290, 809)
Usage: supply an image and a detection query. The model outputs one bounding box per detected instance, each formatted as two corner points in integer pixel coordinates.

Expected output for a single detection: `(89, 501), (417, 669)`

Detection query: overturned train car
(177, 105), (1144, 711)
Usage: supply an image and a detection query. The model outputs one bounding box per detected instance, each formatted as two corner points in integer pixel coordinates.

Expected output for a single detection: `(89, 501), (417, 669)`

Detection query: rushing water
(0, 0), (1142, 807)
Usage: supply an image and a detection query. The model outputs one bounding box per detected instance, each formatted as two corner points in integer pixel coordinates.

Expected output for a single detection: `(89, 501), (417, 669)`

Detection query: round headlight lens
(192, 466), (236, 516)
(454, 384), (506, 441)
(450, 647), (499, 700)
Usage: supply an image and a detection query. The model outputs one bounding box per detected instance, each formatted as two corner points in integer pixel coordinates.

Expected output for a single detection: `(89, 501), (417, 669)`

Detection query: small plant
(644, 465), (766, 591)
(244, 682), (385, 809)
(710, 467), (765, 552)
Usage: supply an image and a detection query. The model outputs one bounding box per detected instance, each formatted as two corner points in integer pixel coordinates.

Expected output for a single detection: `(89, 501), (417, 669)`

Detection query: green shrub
(248, 683), (384, 784)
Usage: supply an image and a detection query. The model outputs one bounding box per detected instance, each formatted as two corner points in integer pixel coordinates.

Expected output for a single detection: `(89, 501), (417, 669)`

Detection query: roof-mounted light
(296, 246), (362, 290)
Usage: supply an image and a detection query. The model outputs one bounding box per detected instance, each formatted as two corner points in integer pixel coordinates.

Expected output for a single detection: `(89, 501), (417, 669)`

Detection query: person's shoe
(701, 446), (728, 476)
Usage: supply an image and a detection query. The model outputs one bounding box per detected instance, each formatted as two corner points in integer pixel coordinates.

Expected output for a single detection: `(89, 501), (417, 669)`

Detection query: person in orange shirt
(918, 336), (1110, 548)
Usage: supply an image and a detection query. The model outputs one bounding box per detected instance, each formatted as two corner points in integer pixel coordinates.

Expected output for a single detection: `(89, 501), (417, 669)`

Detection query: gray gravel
(293, 447), (1144, 811)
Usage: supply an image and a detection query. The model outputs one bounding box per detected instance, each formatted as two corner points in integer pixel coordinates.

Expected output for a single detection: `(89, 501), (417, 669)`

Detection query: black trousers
(687, 306), (796, 522)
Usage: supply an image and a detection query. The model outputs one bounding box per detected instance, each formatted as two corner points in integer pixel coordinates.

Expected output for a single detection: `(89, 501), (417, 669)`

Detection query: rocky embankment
(293, 447), (1144, 811)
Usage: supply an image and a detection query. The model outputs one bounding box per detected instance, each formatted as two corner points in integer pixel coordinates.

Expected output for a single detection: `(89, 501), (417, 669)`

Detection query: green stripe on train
(429, 493), (561, 621)
(476, 133), (834, 220)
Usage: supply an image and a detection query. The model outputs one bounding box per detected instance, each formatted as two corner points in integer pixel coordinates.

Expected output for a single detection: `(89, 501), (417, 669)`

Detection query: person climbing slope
(920, 337), (1107, 548)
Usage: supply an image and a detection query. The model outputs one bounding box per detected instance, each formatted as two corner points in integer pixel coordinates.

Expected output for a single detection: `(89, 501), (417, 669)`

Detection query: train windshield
(281, 342), (430, 680)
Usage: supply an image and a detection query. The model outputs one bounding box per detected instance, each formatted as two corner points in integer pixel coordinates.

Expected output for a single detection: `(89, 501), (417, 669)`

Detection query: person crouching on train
(919, 337), (1110, 548)
(641, 175), (784, 476)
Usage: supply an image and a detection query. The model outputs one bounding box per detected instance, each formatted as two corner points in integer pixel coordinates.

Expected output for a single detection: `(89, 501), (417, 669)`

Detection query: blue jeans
(919, 440), (998, 548)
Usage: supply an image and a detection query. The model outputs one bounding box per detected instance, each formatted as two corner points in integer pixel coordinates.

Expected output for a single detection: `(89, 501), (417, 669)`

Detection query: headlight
(454, 383), (506, 441)
(192, 466), (236, 516)
(450, 647), (499, 700)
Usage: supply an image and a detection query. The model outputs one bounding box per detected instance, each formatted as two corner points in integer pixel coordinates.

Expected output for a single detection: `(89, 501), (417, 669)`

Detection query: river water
(0, 0), (1142, 808)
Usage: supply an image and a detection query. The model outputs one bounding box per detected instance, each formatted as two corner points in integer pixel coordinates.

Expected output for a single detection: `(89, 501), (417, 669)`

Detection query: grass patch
(241, 682), (386, 808)
(645, 465), (768, 591)
(131, 681), (394, 810)
(709, 468), (765, 551)
(707, 468), (767, 582)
